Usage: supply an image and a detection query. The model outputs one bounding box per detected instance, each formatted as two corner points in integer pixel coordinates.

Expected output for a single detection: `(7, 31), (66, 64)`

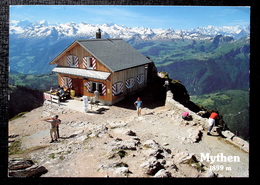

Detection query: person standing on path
(134, 97), (143, 116)
(42, 115), (61, 143)
(207, 111), (219, 135)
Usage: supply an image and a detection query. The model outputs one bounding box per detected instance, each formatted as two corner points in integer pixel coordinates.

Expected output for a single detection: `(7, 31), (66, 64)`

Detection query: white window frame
(86, 57), (94, 69)
(89, 81), (103, 95)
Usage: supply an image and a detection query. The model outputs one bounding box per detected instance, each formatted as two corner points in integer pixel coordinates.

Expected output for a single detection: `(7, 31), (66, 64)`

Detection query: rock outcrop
(8, 158), (48, 177)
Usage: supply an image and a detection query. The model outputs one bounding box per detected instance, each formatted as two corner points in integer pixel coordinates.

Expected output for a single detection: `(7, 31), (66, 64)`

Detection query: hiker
(134, 97), (143, 116)
(207, 111), (219, 135)
(42, 115), (61, 143)
(182, 111), (192, 121)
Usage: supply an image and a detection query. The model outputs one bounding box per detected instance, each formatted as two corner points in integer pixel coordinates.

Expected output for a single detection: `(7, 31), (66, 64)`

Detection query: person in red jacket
(207, 111), (219, 135)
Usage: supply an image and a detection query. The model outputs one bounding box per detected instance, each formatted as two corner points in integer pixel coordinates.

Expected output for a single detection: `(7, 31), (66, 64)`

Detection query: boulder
(197, 111), (208, 117)
(8, 158), (48, 177)
(174, 152), (198, 164)
(145, 148), (165, 159)
(125, 130), (137, 136)
(108, 150), (128, 159)
(108, 138), (140, 151)
(153, 169), (172, 178)
(140, 159), (165, 176)
(113, 167), (131, 176)
(9, 159), (34, 170)
(187, 126), (203, 143)
(221, 130), (235, 139)
(143, 139), (160, 149)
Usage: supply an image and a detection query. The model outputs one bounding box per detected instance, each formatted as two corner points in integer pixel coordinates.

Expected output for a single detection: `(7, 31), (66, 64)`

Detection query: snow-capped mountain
(10, 20), (250, 41)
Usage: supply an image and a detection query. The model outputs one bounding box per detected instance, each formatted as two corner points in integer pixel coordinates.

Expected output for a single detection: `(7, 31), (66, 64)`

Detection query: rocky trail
(8, 91), (249, 177)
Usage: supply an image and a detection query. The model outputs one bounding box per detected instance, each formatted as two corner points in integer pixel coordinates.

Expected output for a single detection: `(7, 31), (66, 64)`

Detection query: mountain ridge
(10, 20), (250, 41)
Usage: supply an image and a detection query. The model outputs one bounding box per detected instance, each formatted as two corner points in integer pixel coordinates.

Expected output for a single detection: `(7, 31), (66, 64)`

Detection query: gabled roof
(50, 39), (152, 73)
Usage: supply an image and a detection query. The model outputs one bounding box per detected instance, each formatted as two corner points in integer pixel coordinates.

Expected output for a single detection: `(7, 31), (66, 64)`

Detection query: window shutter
(67, 55), (72, 66)
(92, 57), (97, 70)
(84, 81), (91, 92)
(74, 56), (79, 67)
(61, 77), (72, 88)
(83, 57), (88, 69)
(112, 82), (123, 96)
(67, 55), (78, 67)
(102, 84), (106, 95)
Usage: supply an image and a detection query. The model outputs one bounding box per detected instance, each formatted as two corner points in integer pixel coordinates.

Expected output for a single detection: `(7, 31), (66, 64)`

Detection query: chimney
(96, 28), (101, 39)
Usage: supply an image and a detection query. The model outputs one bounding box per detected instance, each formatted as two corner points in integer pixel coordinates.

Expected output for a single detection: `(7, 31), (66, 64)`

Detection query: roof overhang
(52, 67), (111, 81)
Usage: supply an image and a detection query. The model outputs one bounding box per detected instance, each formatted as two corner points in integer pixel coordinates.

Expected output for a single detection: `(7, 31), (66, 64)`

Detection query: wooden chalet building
(50, 33), (153, 105)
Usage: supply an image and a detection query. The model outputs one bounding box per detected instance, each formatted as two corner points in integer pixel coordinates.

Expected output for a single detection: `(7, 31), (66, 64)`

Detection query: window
(137, 74), (145, 84)
(67, 55), (79, 67)
(61, 77), (72, 88)
(90, 82), (102, 93)
(85, 81), (106, 95)
(126, 77), (135, 89)
(83, 56), (97, 69)
(112, 82), (123, 96)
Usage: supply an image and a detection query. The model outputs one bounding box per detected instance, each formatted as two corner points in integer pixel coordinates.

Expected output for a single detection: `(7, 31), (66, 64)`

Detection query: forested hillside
(9, 73), (58, 91)
(131, 35), (250, 95)
(8, 85), (44, 119)
(191, 90), (249, 140)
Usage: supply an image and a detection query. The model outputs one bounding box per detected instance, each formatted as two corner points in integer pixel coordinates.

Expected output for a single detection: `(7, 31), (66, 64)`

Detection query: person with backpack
(182, 111), (192, 121)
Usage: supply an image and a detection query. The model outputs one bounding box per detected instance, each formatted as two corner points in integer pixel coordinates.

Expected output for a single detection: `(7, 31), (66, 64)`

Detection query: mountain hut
(49, 31), (153, 105)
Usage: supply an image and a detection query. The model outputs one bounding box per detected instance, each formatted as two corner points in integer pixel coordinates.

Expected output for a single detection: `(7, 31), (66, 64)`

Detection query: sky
(10, 5), (250, 30)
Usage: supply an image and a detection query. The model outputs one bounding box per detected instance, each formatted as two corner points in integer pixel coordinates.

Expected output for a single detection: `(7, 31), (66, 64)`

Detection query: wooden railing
(43, 92), (60, 106)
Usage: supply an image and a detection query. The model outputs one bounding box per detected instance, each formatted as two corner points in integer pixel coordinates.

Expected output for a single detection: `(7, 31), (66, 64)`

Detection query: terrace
(43, 92), (110, 114)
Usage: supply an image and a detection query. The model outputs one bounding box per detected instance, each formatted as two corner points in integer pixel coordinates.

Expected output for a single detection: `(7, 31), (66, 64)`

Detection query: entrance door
(72, 78), (84, 97)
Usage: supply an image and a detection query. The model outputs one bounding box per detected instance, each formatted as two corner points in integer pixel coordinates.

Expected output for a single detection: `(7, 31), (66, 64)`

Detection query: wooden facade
(50, 39), (152, 105)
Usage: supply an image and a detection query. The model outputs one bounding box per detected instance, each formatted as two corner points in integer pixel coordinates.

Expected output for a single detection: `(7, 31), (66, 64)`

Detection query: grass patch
(9, 140), (49, 157)
(48, 153), (55, 159)
(8, 140), (24, 155)
(9, 112), (29, 121)
(143, 145), (152, 149)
